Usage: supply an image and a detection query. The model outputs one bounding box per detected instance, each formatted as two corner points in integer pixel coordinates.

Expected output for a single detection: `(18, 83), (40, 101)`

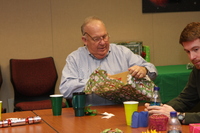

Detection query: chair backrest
(10, 57), (58, 104)
(0, 66), (2, 88)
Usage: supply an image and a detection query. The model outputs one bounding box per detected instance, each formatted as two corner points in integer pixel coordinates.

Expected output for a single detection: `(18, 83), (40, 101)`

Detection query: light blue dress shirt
(60, 43), (157, 106)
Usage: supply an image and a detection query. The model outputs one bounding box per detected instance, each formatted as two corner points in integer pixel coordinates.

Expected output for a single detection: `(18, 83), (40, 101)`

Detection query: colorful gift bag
(84, 68), (155, 103)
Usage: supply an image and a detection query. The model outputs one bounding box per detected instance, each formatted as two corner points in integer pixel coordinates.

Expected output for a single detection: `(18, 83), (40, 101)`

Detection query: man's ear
(82, 36), (87, 46)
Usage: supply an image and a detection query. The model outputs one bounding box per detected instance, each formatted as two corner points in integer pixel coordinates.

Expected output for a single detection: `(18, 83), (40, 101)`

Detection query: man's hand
(144, 103), (175, 118)
(128, 66), (147, 79)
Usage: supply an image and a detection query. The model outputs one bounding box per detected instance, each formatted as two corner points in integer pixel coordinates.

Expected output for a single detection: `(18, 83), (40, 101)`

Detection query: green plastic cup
(72, 92), (86, 117)
(50, 94), (63, 116)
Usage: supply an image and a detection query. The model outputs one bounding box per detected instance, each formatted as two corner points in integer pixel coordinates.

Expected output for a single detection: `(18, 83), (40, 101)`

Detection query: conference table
(154, 64), (192, 103)
(33, 104), (189, 133)
(0, 104), (190, 133)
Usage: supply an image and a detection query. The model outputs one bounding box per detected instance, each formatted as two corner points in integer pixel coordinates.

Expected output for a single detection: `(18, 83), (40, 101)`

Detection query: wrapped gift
(116, 41), (143, 55)
(189, 123), (200, 133)
(115, 41), (150, 62)
(148, 114), (168, 131)
(131, 111), (149, 128)
(0, 116), (41, 128)
(143, 45), (150, 62)
(84, 68), (155, 103)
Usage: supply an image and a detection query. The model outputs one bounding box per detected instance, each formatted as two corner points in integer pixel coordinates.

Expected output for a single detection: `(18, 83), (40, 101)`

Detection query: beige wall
(0, 0), (199, 111)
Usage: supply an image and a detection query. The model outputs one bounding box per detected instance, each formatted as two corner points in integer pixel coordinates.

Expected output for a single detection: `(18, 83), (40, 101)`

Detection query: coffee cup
(72, 92), (86, 117)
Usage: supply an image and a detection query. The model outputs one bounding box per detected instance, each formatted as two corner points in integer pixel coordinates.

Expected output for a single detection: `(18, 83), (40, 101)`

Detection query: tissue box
(148, 114), (168, 131)
(189, 123), (200, 133)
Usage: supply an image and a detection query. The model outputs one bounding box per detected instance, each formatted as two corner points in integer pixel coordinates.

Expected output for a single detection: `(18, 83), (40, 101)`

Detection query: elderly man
(60, 16), (157, 106)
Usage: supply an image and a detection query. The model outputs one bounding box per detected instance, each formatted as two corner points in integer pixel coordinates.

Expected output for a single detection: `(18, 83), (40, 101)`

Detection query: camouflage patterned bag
(84, 68), (155, 103)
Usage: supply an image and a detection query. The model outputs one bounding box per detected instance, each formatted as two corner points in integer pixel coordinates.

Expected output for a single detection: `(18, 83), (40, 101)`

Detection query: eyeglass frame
(83, 32), (110, 43)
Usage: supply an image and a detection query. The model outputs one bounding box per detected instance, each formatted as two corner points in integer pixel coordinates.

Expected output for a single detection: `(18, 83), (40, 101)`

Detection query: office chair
(10, 57), (66, 111)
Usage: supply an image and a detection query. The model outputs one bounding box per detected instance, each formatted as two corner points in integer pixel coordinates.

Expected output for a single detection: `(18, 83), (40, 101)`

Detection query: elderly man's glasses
(84, 32), (109, 43)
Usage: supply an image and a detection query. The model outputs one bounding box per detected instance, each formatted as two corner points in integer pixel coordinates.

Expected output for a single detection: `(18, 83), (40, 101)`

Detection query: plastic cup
(50, 94), (63, 116)
(0, 101), (2, 120)
(123, 101), (139, 126)
(72, 92), (86, 117)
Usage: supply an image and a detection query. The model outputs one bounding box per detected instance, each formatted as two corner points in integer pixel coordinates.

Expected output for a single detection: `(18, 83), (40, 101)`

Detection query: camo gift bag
(84, 68), (155, 103)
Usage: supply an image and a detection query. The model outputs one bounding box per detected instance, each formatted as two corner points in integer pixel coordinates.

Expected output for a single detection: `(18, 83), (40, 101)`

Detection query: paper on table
(108, 71), (129, 84)
(101, 112), (115, 119)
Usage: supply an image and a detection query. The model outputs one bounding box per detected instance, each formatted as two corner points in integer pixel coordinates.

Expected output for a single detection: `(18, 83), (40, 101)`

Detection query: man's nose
(99, 38), (106, 44)
(190, 52), (196, 60)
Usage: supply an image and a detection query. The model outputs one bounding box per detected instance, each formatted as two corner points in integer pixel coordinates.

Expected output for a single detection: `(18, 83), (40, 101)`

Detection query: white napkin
(101, 112), (115, 119)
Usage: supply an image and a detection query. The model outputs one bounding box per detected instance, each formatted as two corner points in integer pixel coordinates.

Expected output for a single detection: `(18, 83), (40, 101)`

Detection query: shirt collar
(85, 46), (111, 60)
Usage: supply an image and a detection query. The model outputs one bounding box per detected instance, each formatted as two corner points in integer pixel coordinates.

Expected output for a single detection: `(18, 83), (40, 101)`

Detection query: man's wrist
(144, 67), (149, 75)
(177, 112), (185, 124)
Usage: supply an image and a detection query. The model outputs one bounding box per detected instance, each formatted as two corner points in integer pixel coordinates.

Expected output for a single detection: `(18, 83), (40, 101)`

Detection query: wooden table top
(33, 104), (190, 133)
(0, 110), (56, 133)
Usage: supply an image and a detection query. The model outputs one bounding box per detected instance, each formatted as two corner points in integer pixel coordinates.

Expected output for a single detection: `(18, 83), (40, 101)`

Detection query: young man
(145, 22), (200, 124)
(60, 16), (157, 106)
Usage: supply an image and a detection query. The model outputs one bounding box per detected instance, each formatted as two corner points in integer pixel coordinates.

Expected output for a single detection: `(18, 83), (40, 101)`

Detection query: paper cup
(123, 101), (139, 126)
(50, 94), (63, 116)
